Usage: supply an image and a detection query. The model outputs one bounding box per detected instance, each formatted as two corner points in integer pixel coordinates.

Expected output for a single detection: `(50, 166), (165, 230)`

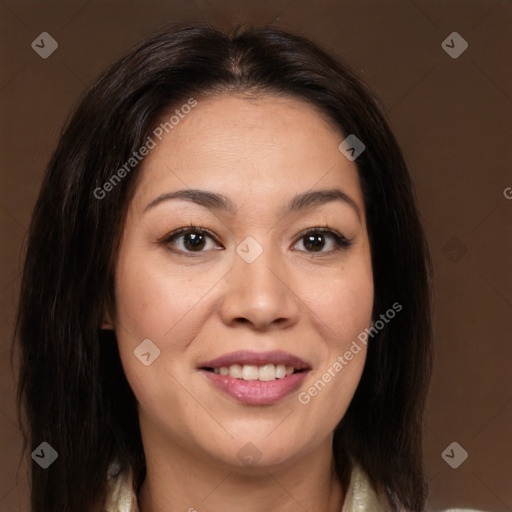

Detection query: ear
(100, 305), (115, 330)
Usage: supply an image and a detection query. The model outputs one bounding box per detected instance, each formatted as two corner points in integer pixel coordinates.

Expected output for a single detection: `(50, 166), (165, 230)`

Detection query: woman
(15, 24), (482, 512)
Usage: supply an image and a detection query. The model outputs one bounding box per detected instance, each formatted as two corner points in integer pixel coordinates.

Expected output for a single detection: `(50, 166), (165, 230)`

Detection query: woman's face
(111, 93), (374, 470)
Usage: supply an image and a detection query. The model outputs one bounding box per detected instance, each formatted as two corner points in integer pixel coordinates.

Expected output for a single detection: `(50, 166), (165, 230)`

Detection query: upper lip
(198, 350), (311, 370)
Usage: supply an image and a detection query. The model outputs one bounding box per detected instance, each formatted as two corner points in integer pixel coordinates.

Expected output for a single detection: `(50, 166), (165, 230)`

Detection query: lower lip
(200, 370), (309, 405)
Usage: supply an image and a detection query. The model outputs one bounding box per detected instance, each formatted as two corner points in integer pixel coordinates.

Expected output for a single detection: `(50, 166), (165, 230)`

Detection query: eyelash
(159, 225), (353, 257)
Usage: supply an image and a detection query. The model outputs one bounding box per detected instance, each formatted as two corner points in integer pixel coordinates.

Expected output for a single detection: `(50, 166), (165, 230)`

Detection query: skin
(104, 93), (374, 512)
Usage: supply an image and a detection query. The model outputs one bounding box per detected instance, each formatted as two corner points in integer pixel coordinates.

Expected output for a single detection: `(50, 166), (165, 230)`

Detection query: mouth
(197, 350), (311, 405)
(197, 350), (311, 381)
(201, 364), (307, 382)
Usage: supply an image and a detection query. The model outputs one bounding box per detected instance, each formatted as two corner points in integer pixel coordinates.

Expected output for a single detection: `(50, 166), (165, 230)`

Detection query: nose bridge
(219, 236), (299, 329)
(238, 243), (282, 291)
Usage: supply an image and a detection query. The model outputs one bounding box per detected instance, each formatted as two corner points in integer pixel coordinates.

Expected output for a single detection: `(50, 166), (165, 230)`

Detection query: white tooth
(275, 364), (287, 379)
(214, 363), (296, 380)
(228, 364), (243, 379)
(259, 364), (276, 382)
(242, 365), (259, 380)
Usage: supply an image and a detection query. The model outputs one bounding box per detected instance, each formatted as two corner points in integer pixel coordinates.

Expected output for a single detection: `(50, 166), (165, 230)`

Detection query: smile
(204, 363), (304, 381)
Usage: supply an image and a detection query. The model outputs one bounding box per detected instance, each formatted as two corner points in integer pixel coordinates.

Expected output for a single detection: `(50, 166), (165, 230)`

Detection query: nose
(219, 245), (300, 331)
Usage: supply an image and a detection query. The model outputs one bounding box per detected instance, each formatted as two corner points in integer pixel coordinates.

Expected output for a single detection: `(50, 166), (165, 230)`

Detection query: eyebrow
(144, 188), (362, 221)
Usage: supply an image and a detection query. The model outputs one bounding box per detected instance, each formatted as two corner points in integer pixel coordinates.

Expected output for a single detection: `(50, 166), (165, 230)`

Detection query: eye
(160, 226), (223, 255)
(292, 228), (353, 254)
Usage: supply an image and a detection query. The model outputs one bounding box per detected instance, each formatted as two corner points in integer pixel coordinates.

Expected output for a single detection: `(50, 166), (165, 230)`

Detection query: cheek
(114, 246), (210, 342)
(112, 250), (202, 423)
(305, 261), (374, 346)
(296, 260), (373, 412)
(112, 244), (226, 406)
(111, 246), (197, 398)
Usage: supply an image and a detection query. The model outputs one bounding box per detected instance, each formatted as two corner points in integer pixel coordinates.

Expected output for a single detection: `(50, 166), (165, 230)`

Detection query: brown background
(1, 1), (511, 511)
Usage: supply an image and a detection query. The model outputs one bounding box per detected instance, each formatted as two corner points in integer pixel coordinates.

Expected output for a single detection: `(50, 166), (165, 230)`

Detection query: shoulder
(342, 462), (392, 511)
(104, 461), (139, 512)
(344, 462), (488, 512)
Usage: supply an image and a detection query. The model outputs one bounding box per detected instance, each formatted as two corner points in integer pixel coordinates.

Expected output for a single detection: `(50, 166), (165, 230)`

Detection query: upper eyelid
(295, 226), (347, 239)
(161, 226), (219, 243)
(161, 226), (351, 249)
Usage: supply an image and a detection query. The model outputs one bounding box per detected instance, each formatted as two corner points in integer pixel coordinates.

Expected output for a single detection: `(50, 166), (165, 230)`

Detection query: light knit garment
(103, 461), (486, 512)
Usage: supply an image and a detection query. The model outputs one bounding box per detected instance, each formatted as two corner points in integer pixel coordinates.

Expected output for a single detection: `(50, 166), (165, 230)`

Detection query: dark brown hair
(15, 24), (432, 512)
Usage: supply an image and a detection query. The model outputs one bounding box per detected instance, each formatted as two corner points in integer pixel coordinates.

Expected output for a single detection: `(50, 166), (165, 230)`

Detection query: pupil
(184, 232), (205, 251)
(305, 234), (324, 252)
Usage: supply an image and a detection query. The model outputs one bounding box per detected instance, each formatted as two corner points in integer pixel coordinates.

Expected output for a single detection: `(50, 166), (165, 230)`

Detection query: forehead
(131, 93), (364, 215)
